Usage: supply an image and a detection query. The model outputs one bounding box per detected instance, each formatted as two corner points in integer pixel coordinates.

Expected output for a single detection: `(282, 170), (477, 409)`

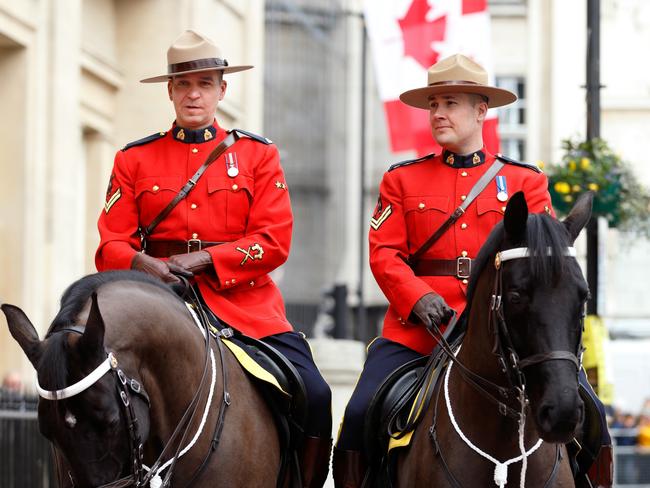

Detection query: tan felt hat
(399, 54), (517, 109)
(140, 30), (253, 83)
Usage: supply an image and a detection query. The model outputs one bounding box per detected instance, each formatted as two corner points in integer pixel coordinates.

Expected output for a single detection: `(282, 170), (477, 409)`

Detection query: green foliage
(546, 138), (650, 237)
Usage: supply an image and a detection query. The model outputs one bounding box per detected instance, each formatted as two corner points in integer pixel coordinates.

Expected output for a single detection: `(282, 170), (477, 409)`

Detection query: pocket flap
(135, 176), (183, 197)
(477, 197), (506, 215)
(207, 175), (254, 196)
(404, 195), (449, 214)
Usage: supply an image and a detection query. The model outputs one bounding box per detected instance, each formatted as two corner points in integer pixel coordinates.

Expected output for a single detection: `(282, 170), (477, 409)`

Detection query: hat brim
(140, 65), (254, 83)
(399, 84), (517, 109)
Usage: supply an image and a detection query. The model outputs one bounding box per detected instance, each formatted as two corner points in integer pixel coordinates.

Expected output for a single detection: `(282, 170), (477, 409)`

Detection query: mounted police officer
(96, 30), (332, 487)
(333, 54), (612, 488)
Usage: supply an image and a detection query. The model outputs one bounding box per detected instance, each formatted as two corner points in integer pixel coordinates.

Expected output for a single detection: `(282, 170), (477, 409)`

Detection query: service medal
(496, 175), (508, 202)
(225, 153), (239, 177)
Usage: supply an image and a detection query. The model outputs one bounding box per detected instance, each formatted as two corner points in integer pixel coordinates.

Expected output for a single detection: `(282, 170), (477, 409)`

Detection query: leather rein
(40, 287), (231, 488)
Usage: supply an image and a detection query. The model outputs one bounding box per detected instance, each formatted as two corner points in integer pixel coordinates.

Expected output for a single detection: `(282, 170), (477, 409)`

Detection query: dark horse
(396, 191), (593, 487)
(2, 272), (280, 487)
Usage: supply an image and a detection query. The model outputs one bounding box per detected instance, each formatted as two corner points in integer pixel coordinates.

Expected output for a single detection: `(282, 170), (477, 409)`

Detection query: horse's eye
(508, 291), (522, 304)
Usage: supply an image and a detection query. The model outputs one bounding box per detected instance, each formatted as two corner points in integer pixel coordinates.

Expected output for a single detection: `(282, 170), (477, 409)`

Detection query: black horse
(395, 191), (593, 487)
(3, 271), (282, 487)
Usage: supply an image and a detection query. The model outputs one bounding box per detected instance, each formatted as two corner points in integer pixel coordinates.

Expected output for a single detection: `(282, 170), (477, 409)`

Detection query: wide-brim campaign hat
(399, 54), (517, 109)
(140, 30), (253, 83)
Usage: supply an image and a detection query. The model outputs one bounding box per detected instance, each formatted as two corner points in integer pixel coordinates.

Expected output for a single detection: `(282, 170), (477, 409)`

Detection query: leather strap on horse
(137, 131), (240, 248)
(407, 160), (504, 267)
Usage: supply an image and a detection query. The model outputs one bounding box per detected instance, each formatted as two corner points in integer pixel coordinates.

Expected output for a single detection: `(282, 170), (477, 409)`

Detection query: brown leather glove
(168, 250), (213, 274)
(410, 292), (454, 329)
(131, 252), (188, 283)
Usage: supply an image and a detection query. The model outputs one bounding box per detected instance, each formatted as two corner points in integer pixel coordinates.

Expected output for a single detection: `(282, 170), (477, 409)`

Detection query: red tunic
(369, 150), (554, 355)
(96, 120), (294, 338)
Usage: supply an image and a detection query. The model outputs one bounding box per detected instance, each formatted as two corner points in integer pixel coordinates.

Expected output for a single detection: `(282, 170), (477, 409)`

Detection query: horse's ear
(503, 191), (528, 243)
(563, 191), (594, 243)
(1, 304), (44, 368)
(77, 292), (105, 354)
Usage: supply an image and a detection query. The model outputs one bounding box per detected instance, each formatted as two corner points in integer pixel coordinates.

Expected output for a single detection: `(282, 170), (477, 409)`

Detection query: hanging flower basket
(546, 138), (650, 236)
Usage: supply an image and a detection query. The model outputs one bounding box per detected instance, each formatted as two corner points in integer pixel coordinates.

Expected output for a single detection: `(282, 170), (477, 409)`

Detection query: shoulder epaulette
(231, 128), (273, 145)
(388, 152), (436, 172)
(496, 154), (542, 173)
(121, 131), (167, 151)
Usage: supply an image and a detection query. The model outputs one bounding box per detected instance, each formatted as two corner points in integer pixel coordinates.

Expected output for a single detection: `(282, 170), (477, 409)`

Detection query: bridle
(488, 246), (584, 392)
(38, 291), (231, 488)
(426, 245), (585, 420)
(425, 245), (586, 488)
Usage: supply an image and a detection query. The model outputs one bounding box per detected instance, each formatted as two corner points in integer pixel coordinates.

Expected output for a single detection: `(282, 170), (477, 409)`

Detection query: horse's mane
(466, 212), (571, 308)
(39, 270), (179, 390)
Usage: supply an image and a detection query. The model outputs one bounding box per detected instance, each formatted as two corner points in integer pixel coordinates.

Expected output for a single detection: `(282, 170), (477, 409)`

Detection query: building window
(496, 76), (526, 161)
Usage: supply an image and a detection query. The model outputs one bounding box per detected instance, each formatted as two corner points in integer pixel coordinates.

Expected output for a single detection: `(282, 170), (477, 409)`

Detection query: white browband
(497, 247), (576, 264)
(37, 352), (117, 400)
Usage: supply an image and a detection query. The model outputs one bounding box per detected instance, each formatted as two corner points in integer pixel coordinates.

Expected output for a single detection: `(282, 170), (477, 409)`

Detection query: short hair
(469, 93), (489, 106)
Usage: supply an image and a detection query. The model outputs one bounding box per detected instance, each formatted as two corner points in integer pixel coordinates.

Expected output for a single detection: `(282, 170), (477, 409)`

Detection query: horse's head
(476, 191), (592, 443)
(2, 291), (150, 487)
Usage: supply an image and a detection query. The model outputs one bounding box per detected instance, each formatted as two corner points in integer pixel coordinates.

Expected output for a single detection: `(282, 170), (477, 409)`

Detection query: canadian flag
(363, 0), (501, 156)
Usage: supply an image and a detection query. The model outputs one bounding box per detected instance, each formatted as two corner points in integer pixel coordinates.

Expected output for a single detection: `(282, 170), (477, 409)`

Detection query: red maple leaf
(398, 0), (447, 69)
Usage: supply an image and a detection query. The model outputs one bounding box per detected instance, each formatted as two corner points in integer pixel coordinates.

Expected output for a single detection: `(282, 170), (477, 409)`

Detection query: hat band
(428, 80), (483, 87)
(168, 57), (229, 75)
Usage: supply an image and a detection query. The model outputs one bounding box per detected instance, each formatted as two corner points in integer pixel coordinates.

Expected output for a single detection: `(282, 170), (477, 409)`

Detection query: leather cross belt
(412, 257), (472, 279)
(144, 239), (224, 258)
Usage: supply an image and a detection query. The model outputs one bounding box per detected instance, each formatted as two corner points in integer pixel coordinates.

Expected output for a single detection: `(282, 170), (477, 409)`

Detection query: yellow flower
(588, 183), (599, 191)
(536, 160), (545, 169)
(572, 184), (581, 192)
(563, 195), (574, 203)
(580, 157), (591, 170)
(568, 160), (577, 171)
(554, 181), (571, 194)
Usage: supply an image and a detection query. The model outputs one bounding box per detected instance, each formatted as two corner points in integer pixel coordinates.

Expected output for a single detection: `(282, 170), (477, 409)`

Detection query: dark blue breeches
(336, 337), (610, 451)
(262, 331), (333, 438)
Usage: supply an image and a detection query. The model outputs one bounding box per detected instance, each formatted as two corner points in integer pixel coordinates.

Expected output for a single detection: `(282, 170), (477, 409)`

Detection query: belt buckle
(187, 239), (202, 253)
(456, 256), (471, 279)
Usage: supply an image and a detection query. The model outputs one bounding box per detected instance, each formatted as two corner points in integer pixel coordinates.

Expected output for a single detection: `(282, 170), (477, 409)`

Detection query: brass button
(192, 148), (198, 154)
(501, 206), (506, 212)
(231, 278), (236, 284)
(152, 185), (160, 192)
(461, 223), (468, 229)
(159, 132), (166, 136)
(460, 195), (467, 201)
(418, 202), (425, 210)
(461, 171), (468, 177)
(225, 280), (231, 286)
(190, 203), (197, 210)
(192, 233), (198, 239)
(462, 279), (468, 285)
(461, 250), (468, 257)
(232, 184), (238, 191)
(249, 281), (255, 287)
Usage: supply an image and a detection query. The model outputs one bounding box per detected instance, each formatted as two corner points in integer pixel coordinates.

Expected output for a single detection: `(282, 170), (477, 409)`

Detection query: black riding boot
(299, 436), (332, 488)
(332, 448), (367, 488)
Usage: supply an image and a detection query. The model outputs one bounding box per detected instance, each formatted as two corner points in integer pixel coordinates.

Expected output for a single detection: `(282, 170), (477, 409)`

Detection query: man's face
(428, 92), (487, 153)
(168, 71), (226, 129)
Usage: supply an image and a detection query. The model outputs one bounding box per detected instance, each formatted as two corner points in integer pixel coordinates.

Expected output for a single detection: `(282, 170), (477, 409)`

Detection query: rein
(39, 287), (231, 488)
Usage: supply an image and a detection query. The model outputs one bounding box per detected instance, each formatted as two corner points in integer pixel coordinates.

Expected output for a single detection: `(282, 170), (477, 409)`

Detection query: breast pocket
(476, 197), (506, 238)
(403, 195), (450, 249)
(135, 176), (183, 226)
(207, 175), (254, 233)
